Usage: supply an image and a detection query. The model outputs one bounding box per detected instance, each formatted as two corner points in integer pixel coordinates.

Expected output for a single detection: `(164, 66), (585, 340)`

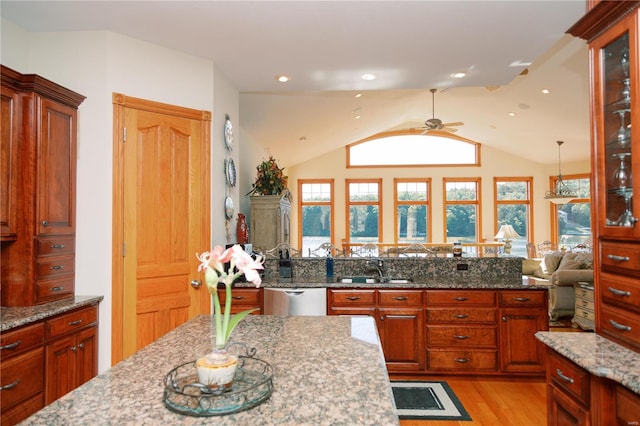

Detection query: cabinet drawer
(427, 307), (496, 324)
(35, 255), (75, 279)
(600, 273), (640, 314)
(328, 289), (376, 306)
(0, 347), (44, 410)
(601, 240), (640, 276)
(427, 325), (496, 347)
(427, 290), (495, 306)
(35, 236), (75, 256)
(378, 289), (423, 306)
(35, 276), (74, 304)
(46, 306), (97, 340)
(616, 385), (640, 426)
(548, 350), (589, 406)
(0, 322), (44, 359)
(427, 349), (497, 371)
(574, 307), (595, 321)
(599, 304), (640, 350)
(575, 297), (595, 312)
(499, 290), (546, 307)
(218, 288), (262, 305)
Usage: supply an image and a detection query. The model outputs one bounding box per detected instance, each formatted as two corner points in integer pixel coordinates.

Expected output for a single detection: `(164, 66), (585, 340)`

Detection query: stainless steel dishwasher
(263, 288), (327, 316)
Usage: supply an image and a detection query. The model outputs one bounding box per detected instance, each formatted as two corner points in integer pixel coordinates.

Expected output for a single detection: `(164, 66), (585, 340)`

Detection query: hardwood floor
(398, 378), (547, 426)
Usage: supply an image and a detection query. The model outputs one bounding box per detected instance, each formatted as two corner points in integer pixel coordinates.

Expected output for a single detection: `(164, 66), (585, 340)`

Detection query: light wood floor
(398, 378), (547, 426)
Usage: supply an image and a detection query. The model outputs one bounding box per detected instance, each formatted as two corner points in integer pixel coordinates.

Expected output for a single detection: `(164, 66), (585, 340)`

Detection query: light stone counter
(20, 315), (399, 425)
(535, 331), (640, 395)
(0, 296), (104, 332)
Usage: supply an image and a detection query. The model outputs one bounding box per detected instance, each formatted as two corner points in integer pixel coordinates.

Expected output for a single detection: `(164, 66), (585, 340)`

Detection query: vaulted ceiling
(1, 1), (590, 167)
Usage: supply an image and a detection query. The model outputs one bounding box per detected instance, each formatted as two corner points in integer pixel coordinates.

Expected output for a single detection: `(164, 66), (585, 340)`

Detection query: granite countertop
(236, 276), (550, 290)
(20, 315), (399, 425)
(535, 331), (640, 395)
(0, 296), (104, 332)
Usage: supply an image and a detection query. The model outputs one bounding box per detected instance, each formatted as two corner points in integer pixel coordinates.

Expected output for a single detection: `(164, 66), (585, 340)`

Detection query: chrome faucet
(367, 259), (385, 279)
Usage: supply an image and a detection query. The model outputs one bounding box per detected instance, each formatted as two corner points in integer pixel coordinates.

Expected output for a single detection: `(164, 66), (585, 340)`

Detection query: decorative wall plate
(224, 115), (233, 151)
(226, 158), (237, 187)
(224, 196), (235, 219)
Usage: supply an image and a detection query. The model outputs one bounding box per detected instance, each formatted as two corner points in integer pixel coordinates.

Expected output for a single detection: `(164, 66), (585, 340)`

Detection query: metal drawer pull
(0, 379), (20, 391)
(50, 244), (65, 249)
(454, 358), (469, 363)
(78, 343), (85, 349)
(50, 265), (64, 270)
(453, 335), (469, 339)
(453, 314), (469, 319)
(607, 254), (630, 262)
(68, 319), (83, 326)
(50, 286), (64, 292)
(609, 320), (632, 332)
(514, 297), (530, 302)
(232, 296), (245, 300)
(608, 287), (631, 297)
(346, 296), (361, 301)
(454, 297), (468, 301)
(0, 340), (21, 350)
(41, 220), (48, 226)
(71, 346), (77, 352)
(393, 296), (409, 301)
(555, 369), (574, 384)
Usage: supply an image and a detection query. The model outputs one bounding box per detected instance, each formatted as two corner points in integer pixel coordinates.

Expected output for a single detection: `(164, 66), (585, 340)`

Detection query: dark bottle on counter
(326, 255), (334, 278)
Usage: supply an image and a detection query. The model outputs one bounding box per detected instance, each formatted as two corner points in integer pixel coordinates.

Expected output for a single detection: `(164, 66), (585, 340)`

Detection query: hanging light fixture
(545, 140), (578, 204)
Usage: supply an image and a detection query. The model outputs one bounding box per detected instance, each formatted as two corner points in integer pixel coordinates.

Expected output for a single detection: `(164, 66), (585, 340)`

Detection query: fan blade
(442, 121), (464, 127)
(441, 127), (459, 133)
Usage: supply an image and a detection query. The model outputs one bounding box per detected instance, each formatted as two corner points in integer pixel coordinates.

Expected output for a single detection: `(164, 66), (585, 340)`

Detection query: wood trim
(297, 179), (335, 252)
(442, 177), (482, 242)
(345, 178), (383, 245)
(392, 178), (432, 244)
(568, 1), (640, 42)
(493, 176), (534, 244)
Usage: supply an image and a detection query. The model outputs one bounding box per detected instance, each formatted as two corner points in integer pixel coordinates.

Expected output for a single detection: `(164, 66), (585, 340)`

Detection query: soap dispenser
(326, 252), (334, 278)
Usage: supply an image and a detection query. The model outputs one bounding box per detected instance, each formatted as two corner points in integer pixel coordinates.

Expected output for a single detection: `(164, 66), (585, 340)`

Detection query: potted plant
(194, 245), (264, 391)
(246, 155), (288, 196)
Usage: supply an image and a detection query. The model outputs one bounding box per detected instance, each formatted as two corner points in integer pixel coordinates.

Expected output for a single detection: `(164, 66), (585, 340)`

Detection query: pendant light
(545, 140), (577, 204)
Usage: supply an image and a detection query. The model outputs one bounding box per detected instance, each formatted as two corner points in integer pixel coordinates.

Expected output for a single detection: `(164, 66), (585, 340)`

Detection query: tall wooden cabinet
(0, 65), (85, 306)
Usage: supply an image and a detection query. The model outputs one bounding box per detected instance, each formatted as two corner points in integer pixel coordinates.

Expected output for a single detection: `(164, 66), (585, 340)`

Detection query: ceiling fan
(420, 88), (464, 133)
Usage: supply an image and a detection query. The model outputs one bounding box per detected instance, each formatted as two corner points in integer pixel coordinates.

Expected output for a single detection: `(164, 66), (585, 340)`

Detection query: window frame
(493, 177), (534, 256)
(393, 178), (432, 244)
(549, 173), (592, 248)
(442, 177), (482, 243)
(297, 179), (335, 256)
(345, 178), (383, 244)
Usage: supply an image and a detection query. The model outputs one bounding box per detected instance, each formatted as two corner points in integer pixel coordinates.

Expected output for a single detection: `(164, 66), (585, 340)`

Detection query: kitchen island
(19, 315), (399, 425)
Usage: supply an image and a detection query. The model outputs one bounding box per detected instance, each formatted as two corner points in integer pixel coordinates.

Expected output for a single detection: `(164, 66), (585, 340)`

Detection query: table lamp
(494, 224), (520, 255)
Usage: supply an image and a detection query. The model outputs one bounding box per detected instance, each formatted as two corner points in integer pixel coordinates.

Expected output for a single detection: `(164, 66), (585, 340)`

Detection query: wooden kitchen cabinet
(217, 288), (263, 314)
(45, 305), (99, 404)
(569, 0), (640, 352)
(498, 290), (547, 374)
(0, 83), (20, 242)
(0, 65), (85, 307)
(546, 349), (591, 426)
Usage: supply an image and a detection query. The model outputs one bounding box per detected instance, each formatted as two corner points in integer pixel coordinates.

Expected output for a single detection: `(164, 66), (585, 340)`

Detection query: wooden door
(112, 94), (211, 363)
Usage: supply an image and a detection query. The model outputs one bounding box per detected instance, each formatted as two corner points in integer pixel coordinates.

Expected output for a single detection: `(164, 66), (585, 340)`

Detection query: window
(346, 179), (382, 247)
(298, 180), (334, 256)
(347, 130), (480, 167)
(444, 178), (481, 243)
(550, 174), (592, 250)
(494, 177), (533, 257)
(394, 179), (431, 243)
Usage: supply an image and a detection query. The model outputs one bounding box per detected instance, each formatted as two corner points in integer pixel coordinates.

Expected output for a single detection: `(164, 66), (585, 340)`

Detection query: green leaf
(224, 308), (259, 342)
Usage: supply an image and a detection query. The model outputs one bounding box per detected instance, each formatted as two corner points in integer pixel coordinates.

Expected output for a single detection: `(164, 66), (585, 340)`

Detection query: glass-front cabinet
(592, 11), (639, 239)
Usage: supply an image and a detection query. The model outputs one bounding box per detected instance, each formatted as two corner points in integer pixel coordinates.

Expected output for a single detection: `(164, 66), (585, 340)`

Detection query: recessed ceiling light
(275, 75), (290, 83)
(451, 72), (466, 79)
(361, 73), (376, 81)
(541, 88), (550, 94)
(299, 136), (307, 142)
(508, 112), (516, 117)
(355, 93), (362, 98)
(354, 115), (361, 119)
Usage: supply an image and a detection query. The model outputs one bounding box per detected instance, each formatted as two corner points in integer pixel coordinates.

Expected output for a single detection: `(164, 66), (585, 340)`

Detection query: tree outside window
(395, 179), (430, 243)
(444, 178), (481, 243)
(298, 180), (333, 256)
(347, 180), (382, 248)
(551, 175), (591, 250)
(495, 178), (532, 257)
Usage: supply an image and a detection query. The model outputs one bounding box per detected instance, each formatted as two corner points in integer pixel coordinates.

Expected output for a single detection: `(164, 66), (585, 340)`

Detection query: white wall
(1, 19), (237, 373)
(287, 141), (591, 246)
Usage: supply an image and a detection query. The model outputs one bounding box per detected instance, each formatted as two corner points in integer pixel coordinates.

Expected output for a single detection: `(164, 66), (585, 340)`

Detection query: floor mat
(391, 380), (472, 421)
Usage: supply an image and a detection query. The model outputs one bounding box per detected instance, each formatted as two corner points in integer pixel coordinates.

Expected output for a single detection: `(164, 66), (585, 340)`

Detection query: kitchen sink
(337, 276), (380, 284)
(381, 277), (412, 284)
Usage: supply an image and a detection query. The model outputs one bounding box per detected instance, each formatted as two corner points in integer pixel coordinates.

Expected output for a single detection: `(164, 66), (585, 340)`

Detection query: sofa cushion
(556, 253), (585, 270)
(534, 252), (564, 279)
(522, 259), (541, 275)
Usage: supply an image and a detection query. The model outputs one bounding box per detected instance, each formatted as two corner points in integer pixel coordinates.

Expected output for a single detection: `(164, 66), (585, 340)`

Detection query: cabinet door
(45, 334), (76, 404)
(378, 307), (424, 371)
(591, 11), (639, 238)
(75, 326), (98, 388)
(36, 96), (77, 236)
(499, 308), (546, 373)
(1, 84), (20, 241)
(548, 386), (591, 426)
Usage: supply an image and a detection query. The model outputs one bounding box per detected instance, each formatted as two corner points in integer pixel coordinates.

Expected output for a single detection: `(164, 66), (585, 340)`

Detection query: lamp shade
(494, 224), (520, 240)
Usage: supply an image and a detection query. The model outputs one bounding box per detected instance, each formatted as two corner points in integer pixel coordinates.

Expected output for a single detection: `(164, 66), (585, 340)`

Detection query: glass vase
(195, 344), (238, 393)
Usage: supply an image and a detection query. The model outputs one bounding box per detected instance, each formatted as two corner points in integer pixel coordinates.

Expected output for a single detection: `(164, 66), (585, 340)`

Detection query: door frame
(111, 93), (211, 365)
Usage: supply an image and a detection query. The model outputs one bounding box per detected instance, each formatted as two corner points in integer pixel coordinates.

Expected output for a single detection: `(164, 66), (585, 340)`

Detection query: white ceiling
(1, 1), (591, 168)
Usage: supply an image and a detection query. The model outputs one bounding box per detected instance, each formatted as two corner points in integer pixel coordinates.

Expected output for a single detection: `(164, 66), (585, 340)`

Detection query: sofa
(522, 251), (594, 321)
